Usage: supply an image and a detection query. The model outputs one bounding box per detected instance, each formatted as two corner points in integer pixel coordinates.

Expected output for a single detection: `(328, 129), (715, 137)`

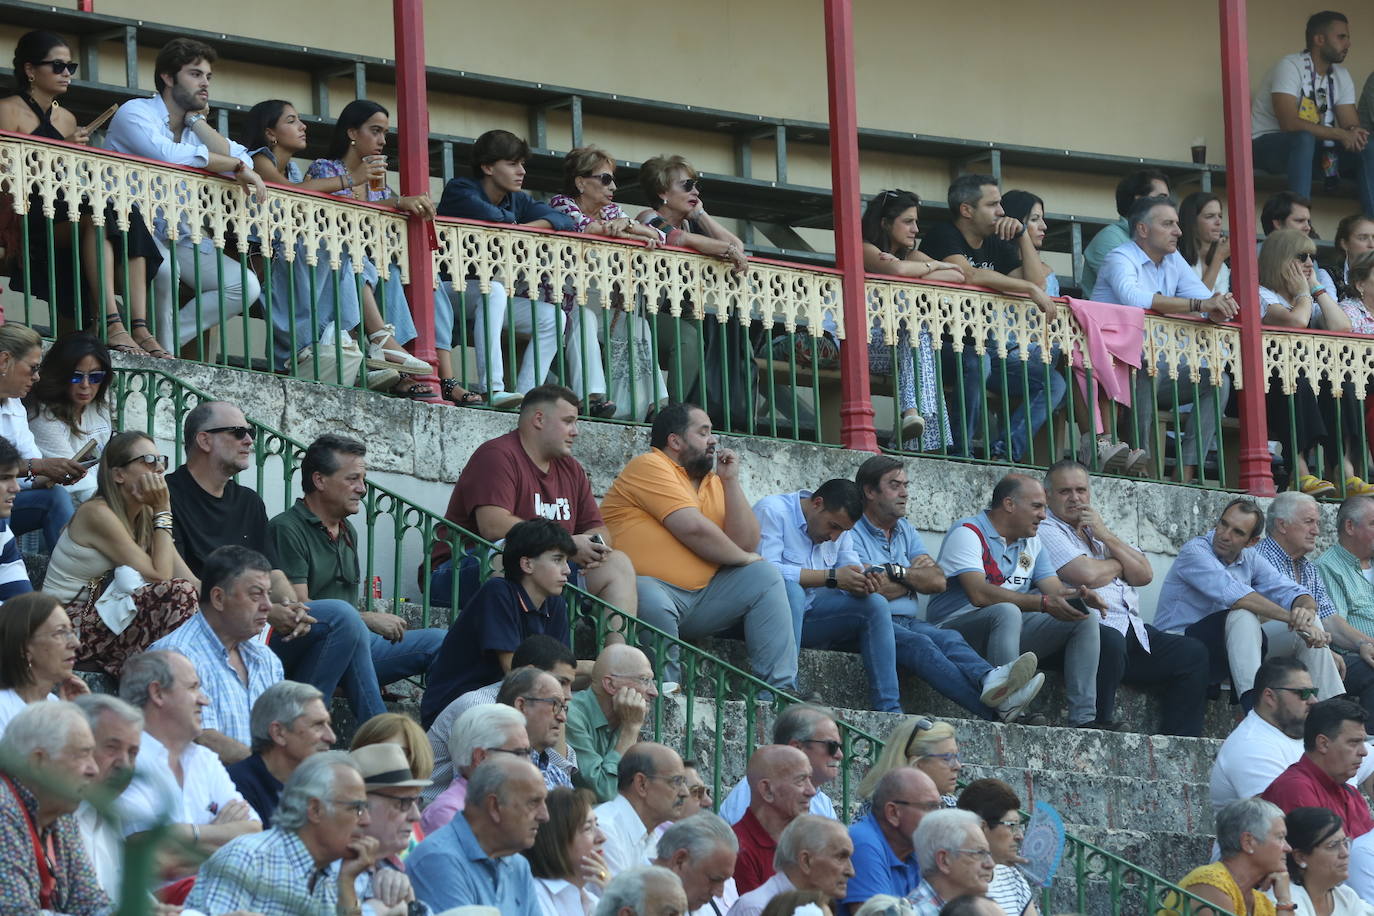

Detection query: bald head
(746, 745), (815, 821)
(872, 766), (938, 810)
(592, 645), (655, 696)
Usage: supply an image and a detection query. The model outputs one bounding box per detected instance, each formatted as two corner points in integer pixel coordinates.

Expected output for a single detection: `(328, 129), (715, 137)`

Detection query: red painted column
(392, 0), (441, 399)
(1218, 0), (1273, 495)
(823, 0), (878, 452)
(76, 0), (93, 10)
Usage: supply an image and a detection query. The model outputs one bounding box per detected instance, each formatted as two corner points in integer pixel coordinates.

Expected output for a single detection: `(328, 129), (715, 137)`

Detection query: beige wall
(26, 0), (1374, 237)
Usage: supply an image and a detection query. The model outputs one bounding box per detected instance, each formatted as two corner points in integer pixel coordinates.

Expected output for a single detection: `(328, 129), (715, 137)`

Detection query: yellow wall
(24, 0), (1374, 237)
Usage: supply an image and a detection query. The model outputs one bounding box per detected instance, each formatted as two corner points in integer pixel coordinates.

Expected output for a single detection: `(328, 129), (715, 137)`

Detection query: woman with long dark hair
(0, 30), (165, 356)
(25, 332), (114, 505)
(1179, 191), (1231, 294)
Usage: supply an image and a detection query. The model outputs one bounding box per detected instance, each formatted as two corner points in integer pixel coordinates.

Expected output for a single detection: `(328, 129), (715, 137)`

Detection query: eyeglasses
(37, 59), (79, 75)
(522, 695), (567, 715)
(800, 738), (843, 757)
(69, 371), (107, 386)
(610, 673), (655, 688)
(1273, 685), (1320, 700)
(677, 178), (702, 193)
(922, 752), (962, 767)
(954, 848), (995, 863)
(488, 746), (534, 760)
(332, 799), (369, 818)
(892, 799), (944, 812)
(687, 785), (709, 799)
(39, 626), (77, 643)
(366, 791), (421, 813)
(647, 774), (689, 789)
(585, 172), (615, 186)
(993, 819), (1024, 833)
(204, 426), (255, 441)
(121, 454), (169, 470)
(1320, 836), (1352, 852)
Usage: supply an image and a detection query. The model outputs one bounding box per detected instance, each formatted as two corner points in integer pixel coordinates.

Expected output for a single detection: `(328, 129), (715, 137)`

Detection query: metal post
(393, 0), (440, 398)
(1219, 0), (1273, 495)
(823, 0), (878, 451)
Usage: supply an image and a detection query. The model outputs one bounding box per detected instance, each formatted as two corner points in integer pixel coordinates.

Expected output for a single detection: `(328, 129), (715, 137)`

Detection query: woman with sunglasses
(1271, 807), (1369, 916)
(549, 146), (667, 420)
(1259, 229), (1369, 497)
(857, 716), (962, 811)
(525, 787), (610, 916)
(43, 430), (199, 677)
(25, 333), (113, 506)
(957, 779), (1039, 916)
(1, 30), (165, 357)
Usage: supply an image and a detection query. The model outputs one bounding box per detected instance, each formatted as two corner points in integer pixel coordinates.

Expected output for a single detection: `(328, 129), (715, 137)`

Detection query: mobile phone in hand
(1066, 597), (1090, 615)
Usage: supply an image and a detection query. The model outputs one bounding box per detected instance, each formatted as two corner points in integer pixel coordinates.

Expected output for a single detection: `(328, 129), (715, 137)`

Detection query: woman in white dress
(0, 592), (87, 736)
(525, 787), (610, 916)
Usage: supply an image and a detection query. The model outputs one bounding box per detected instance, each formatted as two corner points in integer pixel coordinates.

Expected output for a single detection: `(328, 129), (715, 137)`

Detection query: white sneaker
(1121, 447), (1151, 476)
(1096, 437), (1129, 472)
(980, 651), (1038, 707)
(997, 672), (1046, 723)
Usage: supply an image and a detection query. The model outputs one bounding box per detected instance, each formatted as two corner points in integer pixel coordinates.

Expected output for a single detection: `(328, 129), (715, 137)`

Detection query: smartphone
(589, 534), (605, 546)
(73, 439), (99, 465)
(1067, 597), (1090, 615)
(865, 565), (885, 575)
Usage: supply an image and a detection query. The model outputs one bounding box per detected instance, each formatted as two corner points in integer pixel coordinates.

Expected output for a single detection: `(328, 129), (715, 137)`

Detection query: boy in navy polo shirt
(421, 518), (576, 728)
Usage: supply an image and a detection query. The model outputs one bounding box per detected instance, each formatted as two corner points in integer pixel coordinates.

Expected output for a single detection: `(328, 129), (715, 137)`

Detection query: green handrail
(103, 364), (1220, 915)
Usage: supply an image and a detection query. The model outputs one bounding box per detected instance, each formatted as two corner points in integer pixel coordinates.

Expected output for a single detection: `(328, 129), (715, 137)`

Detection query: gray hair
(772, 704), (836, 745)
(1336, 496), (1374, 539)
(853, 897), (916, 916)
(118, 650), (181, 709)
(1267, 491), (1318, 535)
(655, 811), (738, 862)
(1127, 194), (1177, 239)
(913, 809), (984, 874)
(250, 681), (325, 753)
(774, 813), (846, 872)
(73, 694), (144, 732)
(2, 701), (90, 761)
(274, 750), (359, 831)
(465, 754), (535, 810)
(495, 666), (550, 707)
(449, 704), (526, 768)
(593, 865), (681, 916)
(1216, 797), (1285, 857)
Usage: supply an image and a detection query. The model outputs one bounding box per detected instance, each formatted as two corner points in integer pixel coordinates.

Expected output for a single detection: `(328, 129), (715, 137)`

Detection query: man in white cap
(351, 742), (433, 915)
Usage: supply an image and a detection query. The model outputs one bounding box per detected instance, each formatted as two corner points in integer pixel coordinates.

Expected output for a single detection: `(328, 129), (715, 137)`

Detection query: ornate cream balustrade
(0, 132), (409, 279)
(1262, 326), (1374, 398)
(432, 218), (844, 336)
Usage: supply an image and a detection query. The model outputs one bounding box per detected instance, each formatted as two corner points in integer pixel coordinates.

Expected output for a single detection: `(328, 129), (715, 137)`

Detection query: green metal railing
(92, 364), (1228, 915)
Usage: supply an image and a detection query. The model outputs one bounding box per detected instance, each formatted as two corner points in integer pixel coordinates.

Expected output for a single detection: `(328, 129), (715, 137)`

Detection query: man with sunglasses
(595, 742), (689, 877)
(166, 401), (396, 731)
(718, 705), (839, 825)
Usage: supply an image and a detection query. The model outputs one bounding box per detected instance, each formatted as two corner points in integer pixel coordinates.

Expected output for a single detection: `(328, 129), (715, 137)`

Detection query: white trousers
(152, 236), (262, 349)
(1225, 609), (1344, 698)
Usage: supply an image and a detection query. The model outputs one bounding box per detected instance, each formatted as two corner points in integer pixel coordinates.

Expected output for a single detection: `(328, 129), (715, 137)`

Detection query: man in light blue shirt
(1155, 497), (1335, 709)
(752, 480), (1036, 717)
(410, 755), (546, 916)
(930, 474), (1106, 727)
(105, 37), (267, 351)
(1091, 195), (1239, 484)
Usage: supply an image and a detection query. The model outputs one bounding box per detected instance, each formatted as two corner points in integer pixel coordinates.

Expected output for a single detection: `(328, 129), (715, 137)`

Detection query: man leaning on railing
(104, 37), (268, 355)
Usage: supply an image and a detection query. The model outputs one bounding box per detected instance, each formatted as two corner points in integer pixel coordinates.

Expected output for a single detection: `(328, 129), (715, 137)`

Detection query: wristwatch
(184, 112), (206, 129)
(825, 568), (838, 589)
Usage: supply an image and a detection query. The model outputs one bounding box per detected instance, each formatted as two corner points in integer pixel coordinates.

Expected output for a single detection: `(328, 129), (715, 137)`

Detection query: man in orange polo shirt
(601, 403), (797, 690)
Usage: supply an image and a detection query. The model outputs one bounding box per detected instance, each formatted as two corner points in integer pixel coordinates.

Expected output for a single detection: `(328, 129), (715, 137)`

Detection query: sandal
(389, 376), (434, 400)
(367, 324), (431, 374)
(587, 395), (617, 419)
(440, 378), (483, 406)
(103, 313), (148, 356)
(129, 319), (172, 359)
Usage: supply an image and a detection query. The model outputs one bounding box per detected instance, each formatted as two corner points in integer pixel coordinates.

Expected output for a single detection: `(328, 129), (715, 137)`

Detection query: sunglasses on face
(1273, 685), (1320, 700)
(1296, 252), (1316, 262)
(678, 178), (702, 193)
(121, 454), (169, 470)
(800, 738), (843, 756)
(69, 371), (107, 385)
(205, 426), (255, 441)
(36, 59), (79, 76)
(585, 172), (615, 186)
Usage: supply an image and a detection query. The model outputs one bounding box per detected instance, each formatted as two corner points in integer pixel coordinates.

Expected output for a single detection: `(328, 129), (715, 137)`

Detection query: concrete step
(701, 636), (1241, 740)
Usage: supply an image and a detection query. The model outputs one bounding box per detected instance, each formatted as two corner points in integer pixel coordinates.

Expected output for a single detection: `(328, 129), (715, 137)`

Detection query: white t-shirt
(1192, 256), (1231, 296)
(1259, 285), (1330, 327)
(116, 731), (257, 835)
(1253, 51), (1357, 137)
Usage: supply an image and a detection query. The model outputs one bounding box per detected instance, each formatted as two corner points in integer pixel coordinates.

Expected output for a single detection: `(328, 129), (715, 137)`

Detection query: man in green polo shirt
(566, 643), (657, 802)
(267, 433), (444, 698)
(1316, 495), (1374, 639)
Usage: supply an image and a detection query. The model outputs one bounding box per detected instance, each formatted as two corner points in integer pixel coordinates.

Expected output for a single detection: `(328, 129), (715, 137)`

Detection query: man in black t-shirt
(921, 174), (1063, 459)
(166, 400), (391, 726)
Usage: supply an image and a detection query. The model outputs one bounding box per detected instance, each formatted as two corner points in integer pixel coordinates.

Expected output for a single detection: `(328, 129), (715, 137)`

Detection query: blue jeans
(989, 344), (1067, 462)
(12, 486), (74, 553)
(271, 599), (444, 724)
(892, 615), (1000, 720)
(1253, 130), (1374, 219)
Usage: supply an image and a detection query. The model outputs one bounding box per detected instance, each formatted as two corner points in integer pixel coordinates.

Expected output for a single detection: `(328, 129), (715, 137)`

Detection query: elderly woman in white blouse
(525, 787), (610, 916)
(25, 333), (114, 506)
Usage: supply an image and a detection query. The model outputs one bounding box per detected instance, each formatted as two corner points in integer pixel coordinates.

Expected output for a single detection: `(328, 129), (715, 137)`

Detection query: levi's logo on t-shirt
(533, 494), (572, 522)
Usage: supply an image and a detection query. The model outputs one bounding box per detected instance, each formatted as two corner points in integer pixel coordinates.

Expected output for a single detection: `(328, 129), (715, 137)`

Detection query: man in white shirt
(1251, 11), (1374, 219)
(1210, 656), (1374, 812)
(597, 743), (689, 876)
(726, 815), (853, 916)
(104, 37), (267, 352)
(717, 705), (840, 823)
(116, 649), (261, 877)
(72, 694), (143, 899)
(653, 812), (739, 916)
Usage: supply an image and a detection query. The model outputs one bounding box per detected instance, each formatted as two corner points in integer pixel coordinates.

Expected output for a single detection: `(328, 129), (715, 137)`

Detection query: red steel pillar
(1218, 0), (1273, 495)
(824, 0), (879, 452)
(393, 0), (440, 399)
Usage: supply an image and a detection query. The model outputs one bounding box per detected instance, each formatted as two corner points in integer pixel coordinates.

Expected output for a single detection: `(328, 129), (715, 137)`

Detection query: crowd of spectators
(10, 9), (1374, 916)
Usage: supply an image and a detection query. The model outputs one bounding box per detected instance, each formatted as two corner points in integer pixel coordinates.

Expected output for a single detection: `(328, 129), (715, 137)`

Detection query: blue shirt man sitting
(840, 767), (939, 914)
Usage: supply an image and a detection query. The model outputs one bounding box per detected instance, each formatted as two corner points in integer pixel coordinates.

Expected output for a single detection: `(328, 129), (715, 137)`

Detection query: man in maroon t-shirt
(427, 384), (638, 622)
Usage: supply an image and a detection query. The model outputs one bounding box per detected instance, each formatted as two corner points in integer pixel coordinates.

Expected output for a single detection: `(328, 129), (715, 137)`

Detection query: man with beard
(1209, 656), (1374, 812)
(72, 695), (143, 899)
(601, 403), (796, 691)
(1251, 11), (1373, 219)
